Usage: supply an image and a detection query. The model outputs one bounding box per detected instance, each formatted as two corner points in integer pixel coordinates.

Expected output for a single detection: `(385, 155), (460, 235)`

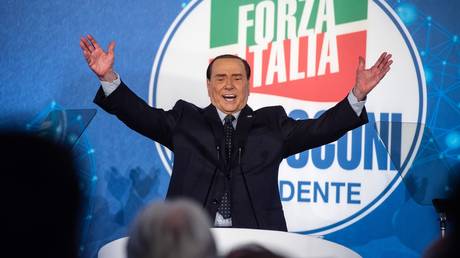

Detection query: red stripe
(247, 31), (367, 102)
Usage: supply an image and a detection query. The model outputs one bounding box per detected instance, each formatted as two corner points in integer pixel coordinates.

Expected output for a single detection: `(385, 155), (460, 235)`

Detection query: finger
(81, 37), (94, 52)
(380, 59), (393, 73)
(382, 54), (393, 68)
(358, 56), (365, 71)
(82, 49), (91, 59)
(108, 41), (116, 56)
(80, 38), (89, 51)
(378, 63), (392, 80)
(80, 39), (91, 53)
(87, 34), (101, 50)
(375, 52), (387, 69)
(379, 66), (391, 80)
(384, 65), (391, 74)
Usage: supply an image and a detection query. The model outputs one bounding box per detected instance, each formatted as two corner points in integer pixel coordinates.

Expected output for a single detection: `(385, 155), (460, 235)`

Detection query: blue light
(87, 148), (95, 154)
(454, 35), (459, 42)
(91, 175), (98, 182)
(442, 60), (447, 66)
(424, 67), (433, 83)
(68, 134), (77, 144)
(446, 132), (460, 149)
(396, 3), (417, 25)
(181, 2), (187, 8)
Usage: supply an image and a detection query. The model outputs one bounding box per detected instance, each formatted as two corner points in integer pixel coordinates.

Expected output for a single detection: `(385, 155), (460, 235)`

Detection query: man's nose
(224, 81), (234, 89)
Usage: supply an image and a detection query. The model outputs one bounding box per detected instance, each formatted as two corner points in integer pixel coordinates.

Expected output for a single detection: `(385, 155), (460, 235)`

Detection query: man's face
(207, 58), (250, 114)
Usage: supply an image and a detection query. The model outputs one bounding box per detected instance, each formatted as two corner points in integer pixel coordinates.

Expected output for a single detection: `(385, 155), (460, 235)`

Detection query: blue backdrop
(1, 1), (459, 257)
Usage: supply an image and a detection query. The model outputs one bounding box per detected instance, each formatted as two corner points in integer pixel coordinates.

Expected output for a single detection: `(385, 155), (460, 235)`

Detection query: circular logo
(149, 0), (426, 234)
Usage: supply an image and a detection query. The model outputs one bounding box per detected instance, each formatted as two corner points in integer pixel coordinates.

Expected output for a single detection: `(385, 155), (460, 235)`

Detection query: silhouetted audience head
(1, 131), (81, 258)
(226, 244), (286, 258)
(127, 199), (217, 258)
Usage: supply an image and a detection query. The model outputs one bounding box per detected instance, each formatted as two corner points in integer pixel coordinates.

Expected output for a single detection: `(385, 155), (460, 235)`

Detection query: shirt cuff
(347, 90), (366, 117)
(100, 72), (121, 96)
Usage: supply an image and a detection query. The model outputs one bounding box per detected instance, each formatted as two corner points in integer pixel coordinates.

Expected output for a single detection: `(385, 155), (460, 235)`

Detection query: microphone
(238, 147), (260, 228)
(202, 145), (220, 209)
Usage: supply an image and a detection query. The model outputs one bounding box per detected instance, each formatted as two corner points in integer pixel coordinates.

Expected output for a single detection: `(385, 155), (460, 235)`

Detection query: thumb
(108, 41), (116, 56)
(358, 56), (365, 71)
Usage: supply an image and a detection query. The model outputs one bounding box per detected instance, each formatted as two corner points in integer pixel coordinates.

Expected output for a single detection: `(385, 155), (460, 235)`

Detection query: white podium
(98, 228), (361, 258)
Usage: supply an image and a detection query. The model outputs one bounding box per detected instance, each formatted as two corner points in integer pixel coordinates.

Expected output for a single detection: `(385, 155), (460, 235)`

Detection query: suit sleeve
(280, 97), (368, 158)
(93, 80), (181, 150)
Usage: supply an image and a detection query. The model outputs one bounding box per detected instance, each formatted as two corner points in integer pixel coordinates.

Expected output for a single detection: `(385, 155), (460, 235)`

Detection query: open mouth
(223, 94), (236, 102)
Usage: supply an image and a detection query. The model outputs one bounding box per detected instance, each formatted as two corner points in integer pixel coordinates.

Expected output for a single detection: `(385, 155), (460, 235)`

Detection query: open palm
(80, 35), (115, 80)
(353, 52), (393, 100)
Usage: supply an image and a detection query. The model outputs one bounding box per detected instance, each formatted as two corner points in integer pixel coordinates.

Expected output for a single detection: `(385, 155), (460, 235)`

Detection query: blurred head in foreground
(127, 199), (217, 258)
(0, 131), (81, 258)
(226, 244), (286, 258)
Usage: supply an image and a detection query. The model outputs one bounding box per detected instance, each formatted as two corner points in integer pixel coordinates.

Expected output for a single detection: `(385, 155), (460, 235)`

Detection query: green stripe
(210, 0), (257, 48)
(334, 0), (368, 25)
(210, 0), (368, 48)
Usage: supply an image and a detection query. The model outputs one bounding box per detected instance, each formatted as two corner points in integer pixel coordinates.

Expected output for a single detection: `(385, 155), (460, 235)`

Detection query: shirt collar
(215, 108), (241, 126)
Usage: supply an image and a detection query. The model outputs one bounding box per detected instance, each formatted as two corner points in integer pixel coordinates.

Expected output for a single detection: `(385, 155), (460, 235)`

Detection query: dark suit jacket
(94, 81), (368, 231)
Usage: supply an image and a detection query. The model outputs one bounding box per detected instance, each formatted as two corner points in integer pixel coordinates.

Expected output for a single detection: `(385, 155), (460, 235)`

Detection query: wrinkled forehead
(211, 58), (247, 77)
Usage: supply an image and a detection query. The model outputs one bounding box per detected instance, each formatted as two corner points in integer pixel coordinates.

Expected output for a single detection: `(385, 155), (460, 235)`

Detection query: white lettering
(255, 1), (275, 45)
(238, 4), (255, 59)
(317, 32), (339, 76)
(289, 37), (305, 80)
(249, 44), (269, 87)
(266, 41), (287, 85)
(277, 0), (298, 40)
(297, 0), (315, 37)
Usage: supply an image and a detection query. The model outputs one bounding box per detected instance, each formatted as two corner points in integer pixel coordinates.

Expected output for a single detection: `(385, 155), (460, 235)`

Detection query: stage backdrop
(1, 0), (459, 257)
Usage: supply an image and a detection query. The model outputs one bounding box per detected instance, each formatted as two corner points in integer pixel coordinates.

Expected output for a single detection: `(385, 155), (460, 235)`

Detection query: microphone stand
(432, 198), (449, 239)
(203, 146), (221, 208)
(238, 147), (261, 228)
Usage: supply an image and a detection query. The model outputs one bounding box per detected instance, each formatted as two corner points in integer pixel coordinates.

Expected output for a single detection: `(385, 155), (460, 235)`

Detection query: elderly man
(80, 34), (392, 231)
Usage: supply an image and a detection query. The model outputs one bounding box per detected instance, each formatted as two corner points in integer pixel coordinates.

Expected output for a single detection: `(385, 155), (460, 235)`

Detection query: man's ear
(206, 79), (211, 97)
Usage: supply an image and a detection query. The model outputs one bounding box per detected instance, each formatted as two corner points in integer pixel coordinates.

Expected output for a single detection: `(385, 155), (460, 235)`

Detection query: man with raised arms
(80, 34), (392, 231)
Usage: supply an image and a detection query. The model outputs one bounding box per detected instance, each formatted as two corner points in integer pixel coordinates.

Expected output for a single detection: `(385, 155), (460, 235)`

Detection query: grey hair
(127, 199), (217, 258)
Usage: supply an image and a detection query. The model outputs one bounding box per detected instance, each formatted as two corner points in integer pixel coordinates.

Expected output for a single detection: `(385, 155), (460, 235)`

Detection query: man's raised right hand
(80, 34), (117, 82)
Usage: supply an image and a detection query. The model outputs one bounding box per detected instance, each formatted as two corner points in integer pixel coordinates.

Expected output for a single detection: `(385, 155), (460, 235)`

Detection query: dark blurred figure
(0, 131), (81, 258)
(227, 244), (286, 258)
(423, 174), (460, 258)
(127, 199), (217, 258)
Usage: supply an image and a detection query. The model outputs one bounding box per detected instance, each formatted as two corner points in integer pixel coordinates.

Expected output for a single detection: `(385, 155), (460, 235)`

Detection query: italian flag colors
(210, 0), (368, 102)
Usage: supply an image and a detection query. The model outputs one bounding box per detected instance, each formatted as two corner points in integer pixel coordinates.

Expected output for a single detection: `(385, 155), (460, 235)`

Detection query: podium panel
(98, 228), (361, 258)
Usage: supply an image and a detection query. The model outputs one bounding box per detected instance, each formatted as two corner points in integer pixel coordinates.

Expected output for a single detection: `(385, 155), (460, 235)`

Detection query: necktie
(218, 114), (235, 219)
(223, 115), (235, 163)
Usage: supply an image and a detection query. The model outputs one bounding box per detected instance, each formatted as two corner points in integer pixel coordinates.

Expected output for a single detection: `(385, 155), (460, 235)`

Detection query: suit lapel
(232, 105), (254, 165)
(203, 104), (225, 169)
(203, 104), (254, 168)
